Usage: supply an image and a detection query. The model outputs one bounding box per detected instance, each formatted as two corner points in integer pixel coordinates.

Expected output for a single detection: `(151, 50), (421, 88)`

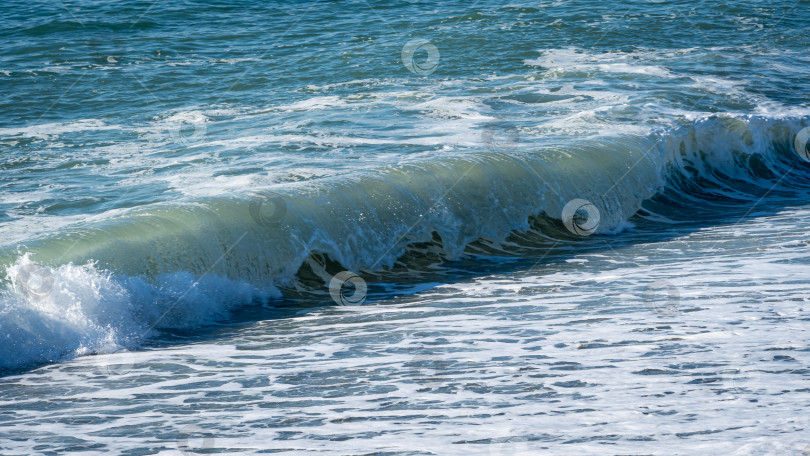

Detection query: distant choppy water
(2, 0), (810, 454)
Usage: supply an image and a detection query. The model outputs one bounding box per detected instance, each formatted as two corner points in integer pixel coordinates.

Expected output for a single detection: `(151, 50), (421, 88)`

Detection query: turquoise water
(2, 1), (810, 454)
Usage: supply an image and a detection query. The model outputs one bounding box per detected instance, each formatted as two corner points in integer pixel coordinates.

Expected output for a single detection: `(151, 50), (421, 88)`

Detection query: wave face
(658, 117), (810, 201)
(2, 114), (809, 372)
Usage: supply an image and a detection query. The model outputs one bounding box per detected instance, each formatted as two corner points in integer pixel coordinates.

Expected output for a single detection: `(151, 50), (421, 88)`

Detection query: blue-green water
(2, 1), (810, 455)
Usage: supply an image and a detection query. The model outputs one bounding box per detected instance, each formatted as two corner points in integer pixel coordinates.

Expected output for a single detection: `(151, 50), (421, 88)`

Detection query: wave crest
(1, 114), (809, 373)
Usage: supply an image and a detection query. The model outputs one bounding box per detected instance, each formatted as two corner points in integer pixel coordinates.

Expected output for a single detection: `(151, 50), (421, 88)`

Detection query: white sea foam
(525, 47), (675, 78)
(0, 253), (280, 371)
(3, 204), (809, 454)
(0, 119), (121, 139)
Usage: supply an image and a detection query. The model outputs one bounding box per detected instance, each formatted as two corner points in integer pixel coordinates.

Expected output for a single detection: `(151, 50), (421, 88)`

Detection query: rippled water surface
(1, 1), (810, 455)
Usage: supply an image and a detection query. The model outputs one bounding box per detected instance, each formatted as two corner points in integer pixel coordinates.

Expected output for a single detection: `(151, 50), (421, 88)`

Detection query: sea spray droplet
(561, 199), (600, 236)
(401, 38), (440, 76)
(328, 271), (367, 306)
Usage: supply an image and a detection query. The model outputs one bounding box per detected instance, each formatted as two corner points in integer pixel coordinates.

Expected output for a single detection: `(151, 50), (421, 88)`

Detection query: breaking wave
(2, 114), (809, 373)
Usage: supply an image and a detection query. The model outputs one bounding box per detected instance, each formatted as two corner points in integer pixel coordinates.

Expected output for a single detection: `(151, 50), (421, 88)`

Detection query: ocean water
(2, 0), (810, 454)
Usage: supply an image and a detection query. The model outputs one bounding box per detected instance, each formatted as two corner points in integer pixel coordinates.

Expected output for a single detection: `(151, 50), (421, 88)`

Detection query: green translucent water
(1, 1), (810, 455)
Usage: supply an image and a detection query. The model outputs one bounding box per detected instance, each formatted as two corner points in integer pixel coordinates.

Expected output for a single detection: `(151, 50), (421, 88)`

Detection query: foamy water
(1, 1), (810, 454)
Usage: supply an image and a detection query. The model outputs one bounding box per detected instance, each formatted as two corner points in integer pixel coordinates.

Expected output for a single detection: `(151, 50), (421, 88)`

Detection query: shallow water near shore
(1, 0), (810, 454)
